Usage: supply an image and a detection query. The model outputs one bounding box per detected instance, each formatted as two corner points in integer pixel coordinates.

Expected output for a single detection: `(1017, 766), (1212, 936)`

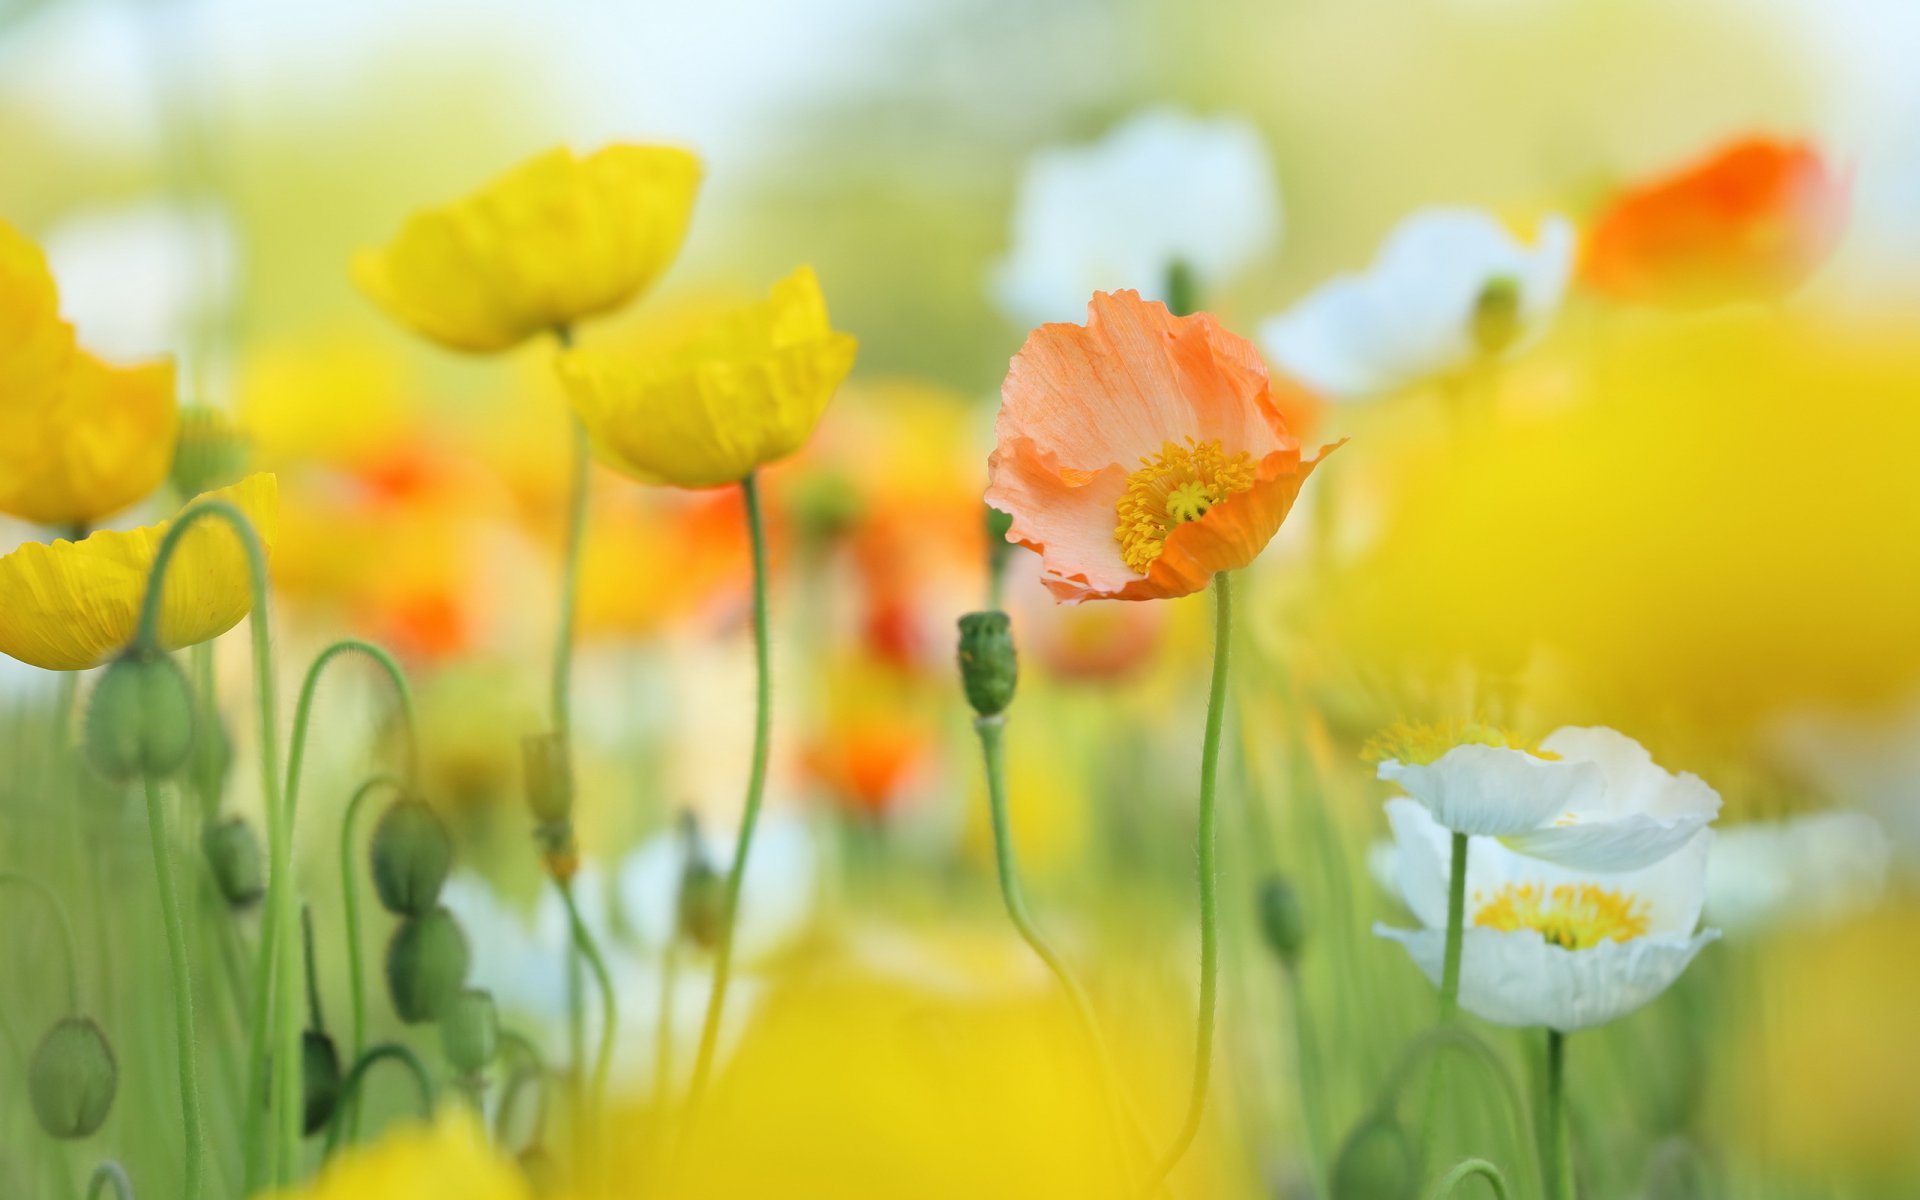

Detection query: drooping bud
(84, 648), (195, 782)
(1330, 1116), (1416, 1200)
(440, 988), (500, 1078)
(28, 1018), (118, 1140)
(523, 733), (578, 881)
(1256, 875), (1307, 967)
(170, 405), (250, 499)
(369, 799), (453, 917)
(956, 611), (1017, 718)
(1470, 275), (1523, 359)
(675, 812), (726, 951)
(1164, 258), (1199, 318)
(300, 1031), (342, 1137)
(385, 907), (471, 1024)
(203, 817), (266, 909)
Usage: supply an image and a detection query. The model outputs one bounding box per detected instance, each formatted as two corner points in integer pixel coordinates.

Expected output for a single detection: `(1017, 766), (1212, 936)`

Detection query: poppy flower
(0, 473), (277, 671)
(353, 144), (702, 352)
(1582, 137), (1845, 308)
(987, 289), (1332, 603)
(558, 266), (857, 489)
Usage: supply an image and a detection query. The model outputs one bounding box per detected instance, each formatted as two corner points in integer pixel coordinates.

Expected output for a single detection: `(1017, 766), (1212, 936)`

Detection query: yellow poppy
(260, 1112), (528, 1200)
(0, 473), (278, 671)
(352, 144), (702, 353)
(0, 218), (176, 527)
(558, 266), (857, 489)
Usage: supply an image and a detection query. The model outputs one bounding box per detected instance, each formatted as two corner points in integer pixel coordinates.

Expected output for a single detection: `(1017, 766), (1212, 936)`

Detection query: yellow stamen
(1472, 881), (1650, 950)
(1114, 438), (1254, 574)
(1360, 719), (1556, 766)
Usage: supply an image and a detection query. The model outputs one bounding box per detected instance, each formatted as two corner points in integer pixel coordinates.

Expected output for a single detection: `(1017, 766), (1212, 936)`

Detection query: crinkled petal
(1379, 743), (1603, 836)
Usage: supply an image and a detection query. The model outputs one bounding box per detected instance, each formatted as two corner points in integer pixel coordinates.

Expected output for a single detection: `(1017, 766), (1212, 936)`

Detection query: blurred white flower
(990, 107), (1280, 326)
(615, 813), (818, 960)
(1705, 810), (1890, 932)
(1773, 694), (1920, 864)
(1260, 208), (1573, 400)
(1376, 798), (1718, 1032)
(42, 198), (236, 370)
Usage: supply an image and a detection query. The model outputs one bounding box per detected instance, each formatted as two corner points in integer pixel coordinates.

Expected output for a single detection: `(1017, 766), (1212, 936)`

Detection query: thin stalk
(1140, 571), (1233, 1194)
(321, 1043), (436, 1158)
(495, 1031), (549, 1150)
(654, 941), (679, 1106)
(338, 773), (403, 1141)
(1433, 1158), (1512, 1200)
(683, 471), (774, 1112)
(0, 874), (81, 1012)
(1285, 964), (1330, 1199)
(1441, 833), (1468, 1019)
(284, 639), (419, 828)
(142, 777), (203, 1199)
(1544, 1030), (1574, 1200)
(300, 905), (325, 1032)
(86, 1161), (134, 1200)
(560, 878), (618, 1111)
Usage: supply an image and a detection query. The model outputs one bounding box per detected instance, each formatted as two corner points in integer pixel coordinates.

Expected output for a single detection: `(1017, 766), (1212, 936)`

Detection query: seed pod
(28, 1017), (117, 1140)
(203, 817), (266, 909)
(1256, 875), (1307, 967)
(170, 404), (250, 498)
(385, 907), (471, 1024)
(300, 1030), (342, 1137)
(84, 648), (195, 782)
(956, 611), (1018, 718)
(440, 988), (500, 1077)
(1330, 1116), (1416, 1200)
(522, 732), (572, 827)
(369, 799), (453, 917)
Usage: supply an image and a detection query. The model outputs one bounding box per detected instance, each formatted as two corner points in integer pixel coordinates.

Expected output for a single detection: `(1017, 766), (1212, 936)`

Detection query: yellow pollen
(1114, 438), (1255, 574)
(1360, 719), (1557, 766)
(1472, 881), (1650, 950)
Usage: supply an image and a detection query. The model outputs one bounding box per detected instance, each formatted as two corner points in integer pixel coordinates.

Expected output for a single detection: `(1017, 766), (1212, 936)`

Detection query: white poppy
(990, 107), (1280, 327)
(1376, 799), (1719, 1032)
(1705, 810), (1890, 932)
(1259, 208), (1574, 400)
(1378, 741), (1602, 838)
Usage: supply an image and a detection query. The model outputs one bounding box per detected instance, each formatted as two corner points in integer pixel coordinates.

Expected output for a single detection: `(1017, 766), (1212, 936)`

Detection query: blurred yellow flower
(353, 144), (702, 352)
(262, 1112), (528, 1200)
(0, 218), (176, 527)
(559, 266), (857, 489)
(0, 473), (277, 670)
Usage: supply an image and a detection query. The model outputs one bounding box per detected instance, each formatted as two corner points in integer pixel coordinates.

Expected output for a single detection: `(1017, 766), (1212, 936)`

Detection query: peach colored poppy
(988, 290), (1333, 603)
(1583, 137), (1846, 308)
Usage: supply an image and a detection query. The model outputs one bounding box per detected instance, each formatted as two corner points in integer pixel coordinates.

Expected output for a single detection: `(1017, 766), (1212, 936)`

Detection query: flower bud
(28, 1017), (117, 1140)
(1164, 258), (1199, 318)
(675, 816), (727, 951)
(440, 988), (500, 1078)
(1256, 875), (1307, 967)
(1471, 275), (1522, 359)
(369, 799), (453, 917)
(956, 611), (1018, 718)
(1330, 1117), (1416, 1200)
(203, 817), (266, 909)
(170, 405), (250, 498)
(300, 1030), (342, 1137)
(789, 468), (862, 549)
(84, 648), (195, 782)
(522, 732), (573, 827)
(385, 907), (471, 1024)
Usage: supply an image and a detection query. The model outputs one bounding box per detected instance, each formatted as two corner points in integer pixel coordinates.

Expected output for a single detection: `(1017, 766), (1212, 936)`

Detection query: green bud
(1330, 1117), (1416, 1200)
(522, 732), (573, 827)
(440, 988), (500, 1077)
(369, 799), (453, 917)
(300, 1031), (342, 1137)
(788, 468), (863, 548)
(956, 611), (1017, 718)
(84, 648), (195, 782)
(170, 404), (250, 498)
(1164, 258), (1199, 318)
(385, 907), (471, 1024)
(1256, 875), (1307, 966)
(203, 817), (266, 909)
(675, 814), (726, 951)
(28, 1017), (117, 1140)
(1471, 275), (1523, 359)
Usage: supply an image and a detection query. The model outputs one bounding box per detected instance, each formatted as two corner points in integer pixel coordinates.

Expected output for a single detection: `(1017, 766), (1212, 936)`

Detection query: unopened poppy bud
(789, 468), (862, 548)
(385, 907), (471, 1024)
(203, 817), (266, 909)
(1330, 1117), (1416, 1200)
(522, 732), (573, 826)
(84, 648), (195, 782)
(170, 405), (250, 498)
(1471, 274), (1522, 359)
(441, 988), (500, 1078)
(1257, 875), (1307, 967)
(956, 611), (1017, 718)
(675, 815), (727, 950)
(300, 1031), (342, 1137)
(28, 1018), (117, 1140)
(369, 799), (453, 917)
(1164, 258), (1199, 317)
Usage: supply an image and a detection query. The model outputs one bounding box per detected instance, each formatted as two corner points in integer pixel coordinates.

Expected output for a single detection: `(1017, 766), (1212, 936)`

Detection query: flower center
(1472, 881), (1650, 950)
(1360, 719), (1554, 766)
(1114, 439), (1255, 574)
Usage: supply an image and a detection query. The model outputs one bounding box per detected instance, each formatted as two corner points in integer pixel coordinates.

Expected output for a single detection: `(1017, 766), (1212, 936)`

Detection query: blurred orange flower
(1583, 137), (1846, 308)
(988, 290), (1331, 603)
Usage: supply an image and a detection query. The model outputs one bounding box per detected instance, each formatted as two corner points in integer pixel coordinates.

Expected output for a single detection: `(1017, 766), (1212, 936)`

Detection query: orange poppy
(1583, 137), (1846, 308)
(988, 290), (1332, 603)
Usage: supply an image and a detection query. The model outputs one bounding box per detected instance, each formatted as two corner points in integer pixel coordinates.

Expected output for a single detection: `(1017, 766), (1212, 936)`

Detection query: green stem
(142, 777), (203, 1199)
(495, 1030), (549, 1151)
(684, 471), (774, 1112)
(1141, 571), (1233, 1194)
(136, 498), (295, 1192)
(321, 1043), (436, 1158)
(1544, 1030), (1573, 1200)
(0, 873), (81, 1012)
(300, 905), (324, 1033)
(338, 773), (403, 1141)
(1285, 965), (1330, 1200)
(1441, 833), (1468, 1020)
(284, 640), (420, 821)
(560, 878), (618, 1112)
(974, 713), (1150, 1181)
(1433, 1158), (1512, 1200)
(86, 1161), (134, 1200)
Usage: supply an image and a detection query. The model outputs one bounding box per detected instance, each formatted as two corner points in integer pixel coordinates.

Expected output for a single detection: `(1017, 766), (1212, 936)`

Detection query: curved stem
(1433, 1158), (1512, 1200)
(0, 873), (81, 1012)
(495, 1031), (549, 1151)
(1441, 833), (1468, 1020)
(338, 773), (403, 1141)
(684, 471), (774, 1112)
(142, 777), (204, 1199)
(86, 1161), (135, 1200)
(322, 1043), (436, 1157)
(559, 878), (618, 1112)
(138, 499), (295, 1192)
(975, 713), (1150, 1181)
(284, 639), (420, 823)
(1141, 571), (1233, 1194)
